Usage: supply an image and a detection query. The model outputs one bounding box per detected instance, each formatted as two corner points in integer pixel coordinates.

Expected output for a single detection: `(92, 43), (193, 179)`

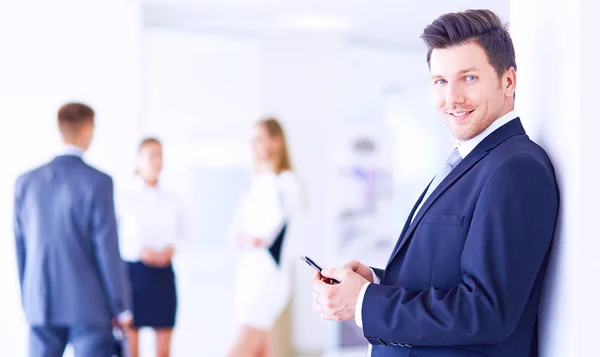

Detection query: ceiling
(143, 0), (510, 47)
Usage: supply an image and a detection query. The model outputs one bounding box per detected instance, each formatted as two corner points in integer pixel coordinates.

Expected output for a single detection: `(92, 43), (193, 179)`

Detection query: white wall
(580, 3), (600, 352)
(510, 0), (600, 355)
(0, 0), (142, 355)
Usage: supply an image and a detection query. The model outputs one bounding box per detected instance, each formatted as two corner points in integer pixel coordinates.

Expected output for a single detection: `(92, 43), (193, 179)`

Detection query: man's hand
(312, 268), (369, 321)
(343, 260), (374, 283)
(114, 311), (134, 330)
(119, 316), (133, 329)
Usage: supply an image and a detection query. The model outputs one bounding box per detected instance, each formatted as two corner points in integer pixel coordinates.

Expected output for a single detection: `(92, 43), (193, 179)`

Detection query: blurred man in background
(14, 103), (133, 357)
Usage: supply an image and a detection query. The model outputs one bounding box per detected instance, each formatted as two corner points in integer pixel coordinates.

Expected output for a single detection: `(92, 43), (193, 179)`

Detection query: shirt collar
(456, 109), (518, 159)
(57, 144), (85, 158)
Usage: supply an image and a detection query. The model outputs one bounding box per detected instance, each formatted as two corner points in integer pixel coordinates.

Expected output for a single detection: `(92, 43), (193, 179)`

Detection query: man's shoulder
(81, 163), (112, 182)
(479, 136), (557, 188)
(488, 134), (552, 166)
(466, 134), (557, 191)
(55, 158), (112, 183)
(16, 162), (53, 188)
(79, 166), (114, 194)
(23, 159), (112, 186)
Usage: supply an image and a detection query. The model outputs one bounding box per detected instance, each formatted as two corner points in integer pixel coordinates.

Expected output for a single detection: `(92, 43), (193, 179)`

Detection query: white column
(579, 0), (600, 353)
(510, 0), (600, 355)
(0, 1), (141, 354)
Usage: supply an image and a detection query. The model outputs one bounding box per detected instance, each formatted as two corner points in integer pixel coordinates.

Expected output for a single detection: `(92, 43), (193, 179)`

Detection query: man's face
(429, 41), (516, 142)
(138, 142), (163, 180)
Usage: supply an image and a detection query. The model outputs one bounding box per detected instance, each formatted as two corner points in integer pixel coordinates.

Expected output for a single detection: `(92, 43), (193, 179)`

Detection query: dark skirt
(127, 261), (177, 328)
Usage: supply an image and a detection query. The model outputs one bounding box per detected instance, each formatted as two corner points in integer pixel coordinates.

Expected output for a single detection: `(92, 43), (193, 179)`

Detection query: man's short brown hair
(57, 103), (94, 136)
(421, 9), (516, 78)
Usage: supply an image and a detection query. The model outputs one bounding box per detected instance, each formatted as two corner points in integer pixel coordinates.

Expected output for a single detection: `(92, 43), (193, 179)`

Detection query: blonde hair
(257, 118), (310, 211)
(256, 117), (292, 174)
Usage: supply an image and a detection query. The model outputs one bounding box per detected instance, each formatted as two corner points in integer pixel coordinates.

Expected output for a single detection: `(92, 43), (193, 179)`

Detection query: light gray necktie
(412, 148), (463, 221)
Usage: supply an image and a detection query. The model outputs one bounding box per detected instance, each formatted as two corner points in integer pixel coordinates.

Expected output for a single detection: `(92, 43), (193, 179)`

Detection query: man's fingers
(343, 260), (359, 270)
(312, 276), (335, 296)
(313, 288), (341, 309)
(313, 301), (329, 314)
(320, 312), (339, 321)
(321, 268), (347, 281)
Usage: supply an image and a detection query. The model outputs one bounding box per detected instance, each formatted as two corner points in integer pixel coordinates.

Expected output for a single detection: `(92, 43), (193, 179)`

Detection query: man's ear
(503, 67), (517, 98)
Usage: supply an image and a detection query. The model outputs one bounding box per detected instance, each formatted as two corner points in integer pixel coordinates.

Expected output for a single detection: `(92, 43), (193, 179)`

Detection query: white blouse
(116, 177), (186, 262)
(228, 170), (304, 329)
(227, 170), (302, 250)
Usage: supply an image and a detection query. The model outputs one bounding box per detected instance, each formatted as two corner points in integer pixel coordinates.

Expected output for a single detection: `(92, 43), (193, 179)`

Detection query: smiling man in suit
(312, 9), (560, 357)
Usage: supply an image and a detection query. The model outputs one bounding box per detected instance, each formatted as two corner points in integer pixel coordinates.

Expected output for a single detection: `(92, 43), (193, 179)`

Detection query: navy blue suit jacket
(14, 155), (132, 326)
(363, 119), (559, 357)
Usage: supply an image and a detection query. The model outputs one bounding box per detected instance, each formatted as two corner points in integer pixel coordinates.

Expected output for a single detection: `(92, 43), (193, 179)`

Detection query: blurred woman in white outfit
(227, 118), (303, 357)
(117, 138), (185, 357)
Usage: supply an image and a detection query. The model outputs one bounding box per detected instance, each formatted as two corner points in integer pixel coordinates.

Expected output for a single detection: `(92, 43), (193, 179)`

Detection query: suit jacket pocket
(423, 213), (465, 226)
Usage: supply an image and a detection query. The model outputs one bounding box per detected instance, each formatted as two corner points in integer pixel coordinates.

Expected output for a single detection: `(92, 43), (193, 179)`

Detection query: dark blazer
(14, 155), (132, 326)
(363, 119), (559, 357)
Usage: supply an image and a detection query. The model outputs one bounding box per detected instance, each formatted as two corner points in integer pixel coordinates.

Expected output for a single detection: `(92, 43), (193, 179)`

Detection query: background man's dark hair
(57, 103), (94, 137)
(421, 9), (516, 78)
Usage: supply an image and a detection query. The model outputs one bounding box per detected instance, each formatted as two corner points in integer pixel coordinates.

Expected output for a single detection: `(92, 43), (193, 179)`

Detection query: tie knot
(410, 147), (464, 221)
(446, 148), (462, 170)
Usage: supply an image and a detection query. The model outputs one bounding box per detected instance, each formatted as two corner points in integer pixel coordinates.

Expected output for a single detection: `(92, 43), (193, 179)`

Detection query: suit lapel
(385, 118), (527, 268)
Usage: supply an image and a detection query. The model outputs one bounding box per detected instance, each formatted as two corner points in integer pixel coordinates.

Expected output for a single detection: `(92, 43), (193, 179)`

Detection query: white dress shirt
(354, 110), (519, 336)
(117, 177), (186, 262)
(57, 144), (84, 157)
